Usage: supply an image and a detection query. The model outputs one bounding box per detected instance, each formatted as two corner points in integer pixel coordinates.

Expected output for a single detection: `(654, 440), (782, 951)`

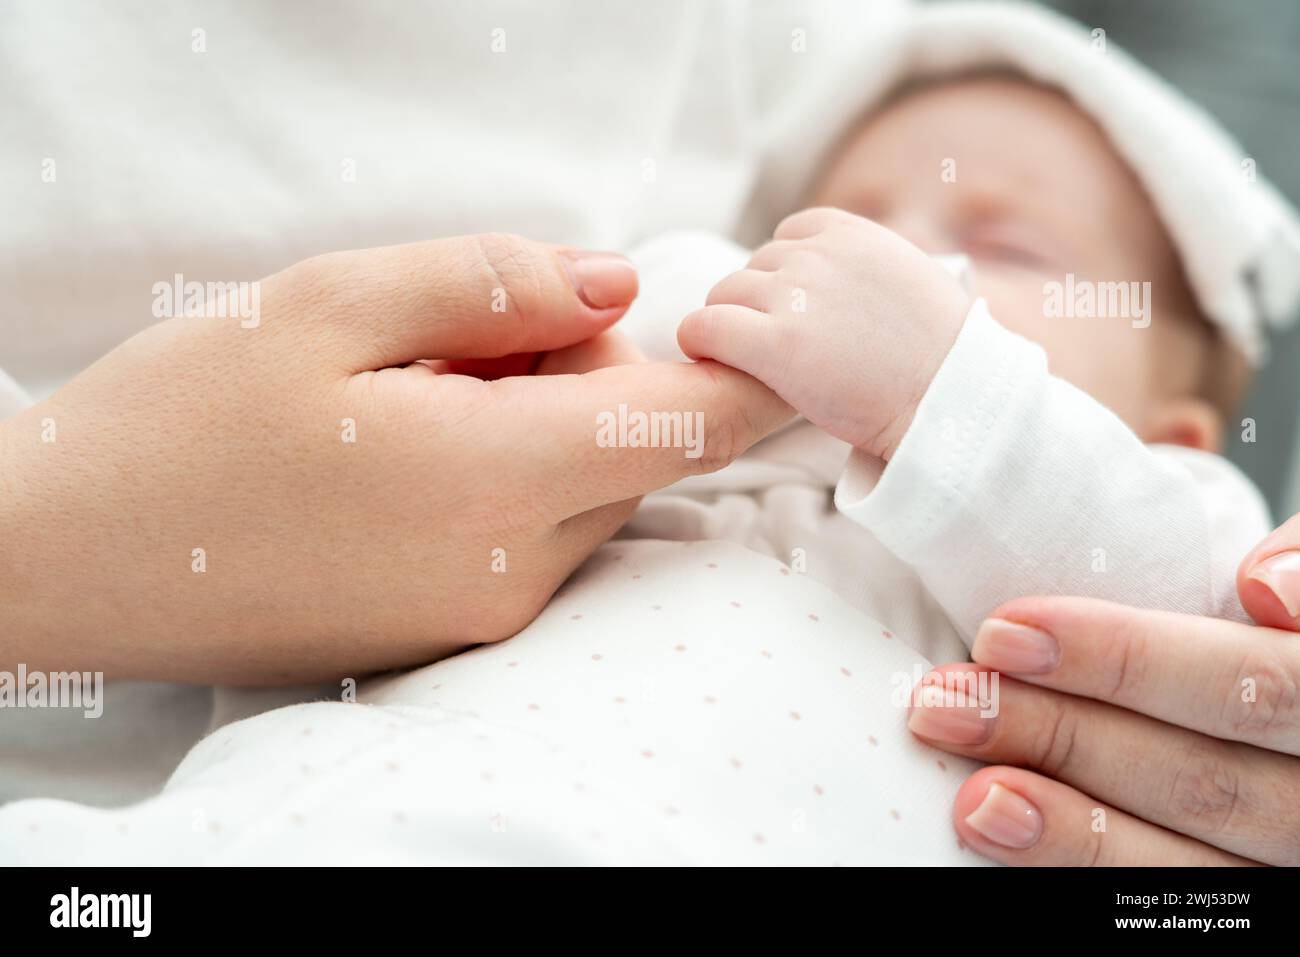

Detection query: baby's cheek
(971, 275), (1078, 361)
(982, 277), (1152, 419)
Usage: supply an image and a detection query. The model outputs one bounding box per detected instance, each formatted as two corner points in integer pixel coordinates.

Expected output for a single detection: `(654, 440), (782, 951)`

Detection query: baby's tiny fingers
(677, 304), (787, 386)
(746, 239), (802, 272)
(705, 269), (781, 313)
(773, 206), (863, 241)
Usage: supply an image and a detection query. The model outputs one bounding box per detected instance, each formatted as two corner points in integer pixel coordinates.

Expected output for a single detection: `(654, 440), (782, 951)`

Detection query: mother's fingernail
(1248, 550), (1300, 618)
(965, 783), (1043, 849)
(561, 251), (638, 309)
(972, 618), (1060, 674)
(907, 683), (992, 745)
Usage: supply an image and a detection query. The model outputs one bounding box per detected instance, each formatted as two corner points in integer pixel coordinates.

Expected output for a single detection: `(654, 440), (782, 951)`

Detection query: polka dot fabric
(0, 540), (988, 865)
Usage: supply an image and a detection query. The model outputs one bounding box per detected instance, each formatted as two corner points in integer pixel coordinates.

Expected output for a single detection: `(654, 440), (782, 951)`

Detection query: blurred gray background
(969, 0), (1300, 518)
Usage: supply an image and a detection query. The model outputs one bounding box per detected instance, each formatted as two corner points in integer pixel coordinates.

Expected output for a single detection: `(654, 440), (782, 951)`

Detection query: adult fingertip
(953, 768), (1048, 861)
(962, 781), (1044, 850)
(559, 250), (638, 311)
(971, 618), (1061, 675)
(906, 677), (994, 746)
(1241, 549), (1300, 630)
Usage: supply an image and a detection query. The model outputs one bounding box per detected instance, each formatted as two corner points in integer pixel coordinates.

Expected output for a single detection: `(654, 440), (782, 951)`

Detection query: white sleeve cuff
(833, 297), (1261, 641)
(834, 298), (1044, 558)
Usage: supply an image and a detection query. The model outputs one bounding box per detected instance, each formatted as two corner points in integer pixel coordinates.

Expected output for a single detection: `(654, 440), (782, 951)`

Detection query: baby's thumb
(1237, 513), (1300, 631)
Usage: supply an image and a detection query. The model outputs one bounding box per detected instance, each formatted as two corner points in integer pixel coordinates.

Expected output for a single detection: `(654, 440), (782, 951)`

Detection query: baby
(618, 70), (1274, 669)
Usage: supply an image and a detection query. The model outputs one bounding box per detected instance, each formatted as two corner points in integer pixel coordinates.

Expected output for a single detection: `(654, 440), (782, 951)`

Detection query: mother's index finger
(971, 596), (1300, 755)
(490, 359), (794, 519)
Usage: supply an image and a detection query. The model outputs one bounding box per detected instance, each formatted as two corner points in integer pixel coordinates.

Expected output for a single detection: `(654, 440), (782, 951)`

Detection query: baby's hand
(677, 207), (972, 460)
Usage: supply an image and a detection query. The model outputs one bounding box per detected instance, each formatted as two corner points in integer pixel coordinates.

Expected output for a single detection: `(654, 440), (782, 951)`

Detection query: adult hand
(0, 234), (792, 684)
(909, 514), (1300, 865)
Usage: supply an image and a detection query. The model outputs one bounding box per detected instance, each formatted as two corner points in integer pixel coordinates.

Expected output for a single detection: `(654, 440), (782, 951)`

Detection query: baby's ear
(1141, 397), (1222, 453)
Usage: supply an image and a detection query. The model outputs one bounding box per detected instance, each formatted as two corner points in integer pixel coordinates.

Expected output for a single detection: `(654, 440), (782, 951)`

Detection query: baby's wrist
(869, 398), (923, 463)
(867, 285), (974, 462)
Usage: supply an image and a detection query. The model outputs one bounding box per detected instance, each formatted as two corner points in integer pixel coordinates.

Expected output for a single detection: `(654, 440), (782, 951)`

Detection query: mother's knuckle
(288, 249), (350, 292)
(1167, 746), (1242, 835)
(1097, 619), (1151, 701)
(1032, 701), (1082, 778)
(1083, 827), (1112, 867)
(473, 232), (543, 344)
(696, 414), (741, 474)
(1222, 648), (1299, 742)
(277, 250), (369, 324)
(475, 233), (542, 297)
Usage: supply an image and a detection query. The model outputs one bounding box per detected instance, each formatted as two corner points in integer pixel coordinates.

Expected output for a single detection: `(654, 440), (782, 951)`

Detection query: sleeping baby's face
(809, 75), (1222, 449)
